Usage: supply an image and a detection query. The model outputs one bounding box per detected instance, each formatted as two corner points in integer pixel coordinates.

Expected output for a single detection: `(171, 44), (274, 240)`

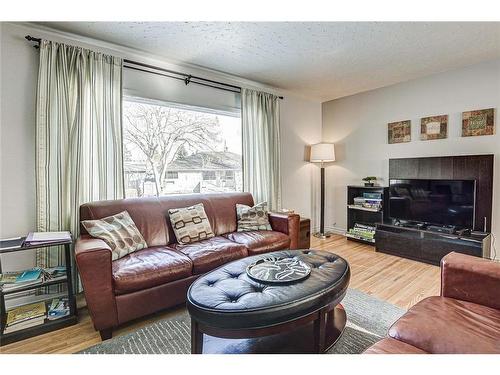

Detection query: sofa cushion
(388, 296), (500, 354)
(82, 211), (148, 260)
(363, 338), (428, 354)
(168, 203), (215, 245)
(224, 231), (290, 255)
(236, 202), (272, 231)
(112, 246), (193, 294)
(171, 236), (248, 274)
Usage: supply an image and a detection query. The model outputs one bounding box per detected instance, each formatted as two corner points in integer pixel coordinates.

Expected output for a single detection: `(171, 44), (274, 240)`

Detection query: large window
(123, 98), (242, 197)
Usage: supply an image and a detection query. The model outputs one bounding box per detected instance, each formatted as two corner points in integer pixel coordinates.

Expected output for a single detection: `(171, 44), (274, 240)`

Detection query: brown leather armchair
(364, 252), (500, 354)
(75, 193), (300, 340)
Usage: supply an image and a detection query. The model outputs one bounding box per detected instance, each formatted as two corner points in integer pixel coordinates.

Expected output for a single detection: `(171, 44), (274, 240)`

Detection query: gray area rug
(79, 288), (405, 354)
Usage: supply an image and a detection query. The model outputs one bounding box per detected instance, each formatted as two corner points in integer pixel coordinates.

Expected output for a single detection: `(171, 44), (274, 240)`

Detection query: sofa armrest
(441, 252), (500, 310)
(75, 235), (118, 331)
(268, 213), (300, 249)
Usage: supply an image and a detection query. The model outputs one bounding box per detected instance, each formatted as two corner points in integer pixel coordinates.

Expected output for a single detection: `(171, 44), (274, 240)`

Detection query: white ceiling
(37, 22), (500, 101)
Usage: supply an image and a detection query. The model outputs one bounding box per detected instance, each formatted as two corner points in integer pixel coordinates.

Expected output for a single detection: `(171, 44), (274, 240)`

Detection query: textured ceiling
(37, 22), (500, 101)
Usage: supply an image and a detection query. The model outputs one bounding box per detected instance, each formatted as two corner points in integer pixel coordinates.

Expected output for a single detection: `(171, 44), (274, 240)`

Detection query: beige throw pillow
(236, 202), (272, 232)
(81, 211), (148, 261)
(168, 203), (215, 245)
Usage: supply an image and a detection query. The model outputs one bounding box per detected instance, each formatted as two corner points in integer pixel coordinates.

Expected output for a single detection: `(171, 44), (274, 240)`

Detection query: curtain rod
(25, 35), (284, 99)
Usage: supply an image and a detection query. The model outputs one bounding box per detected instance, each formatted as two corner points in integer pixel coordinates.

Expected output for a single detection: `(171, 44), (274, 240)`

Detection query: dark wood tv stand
(375, 222), (491, 265)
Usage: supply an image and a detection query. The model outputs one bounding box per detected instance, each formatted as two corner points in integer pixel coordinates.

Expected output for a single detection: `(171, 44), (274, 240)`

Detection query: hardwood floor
(311, 236), (440, 308)
(0, 235), (440, 354)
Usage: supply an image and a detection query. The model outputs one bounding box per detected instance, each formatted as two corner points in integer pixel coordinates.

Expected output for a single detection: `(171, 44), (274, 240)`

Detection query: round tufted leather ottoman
(187, 249), (350, 354)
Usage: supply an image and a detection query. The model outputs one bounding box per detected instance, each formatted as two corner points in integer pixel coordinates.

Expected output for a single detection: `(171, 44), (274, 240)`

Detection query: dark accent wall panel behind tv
(389, 155), (494, 232)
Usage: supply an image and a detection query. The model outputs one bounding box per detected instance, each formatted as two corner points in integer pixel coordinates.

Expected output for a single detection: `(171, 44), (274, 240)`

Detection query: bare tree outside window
(123, 99), (242, 197)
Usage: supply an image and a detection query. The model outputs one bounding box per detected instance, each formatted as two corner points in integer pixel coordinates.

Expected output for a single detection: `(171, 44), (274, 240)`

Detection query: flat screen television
(389, 178), (476, 228)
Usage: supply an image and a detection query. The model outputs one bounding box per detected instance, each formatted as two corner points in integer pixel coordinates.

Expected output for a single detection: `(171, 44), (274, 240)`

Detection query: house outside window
(202, 171), (216, 181)
(123, 98), (242, 197)
(166, 171), (179, 179)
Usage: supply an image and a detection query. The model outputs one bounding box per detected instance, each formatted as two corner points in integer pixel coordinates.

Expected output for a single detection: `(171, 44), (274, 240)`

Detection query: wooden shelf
(1, 314), (78, 346)
(347, 205), (382, 213)
(1, 277), (67, 296)
(0, 237), (72, 254)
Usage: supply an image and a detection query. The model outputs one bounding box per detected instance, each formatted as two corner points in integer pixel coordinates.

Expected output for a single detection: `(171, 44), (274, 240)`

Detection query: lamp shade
(310, 143), (335, 163)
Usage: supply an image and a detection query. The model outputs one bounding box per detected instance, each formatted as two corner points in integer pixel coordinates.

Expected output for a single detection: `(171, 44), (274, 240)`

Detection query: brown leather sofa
(364, 252), (500, 354)
(75, 192), (300, 340)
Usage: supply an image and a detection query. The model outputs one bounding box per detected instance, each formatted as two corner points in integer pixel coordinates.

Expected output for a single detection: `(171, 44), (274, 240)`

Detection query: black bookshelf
(346, 186), (389, 245)
(0, 236), (78, 346)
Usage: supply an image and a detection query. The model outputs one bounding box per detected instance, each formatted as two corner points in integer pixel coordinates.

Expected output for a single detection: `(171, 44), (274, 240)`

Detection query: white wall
(0, 22), (322, 270)
(0, 24), (39, 269)
(322, 59), (500, 251)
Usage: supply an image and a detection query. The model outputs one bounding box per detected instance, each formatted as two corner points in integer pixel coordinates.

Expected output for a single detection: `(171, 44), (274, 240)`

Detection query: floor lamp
(310, 143), (336, 239)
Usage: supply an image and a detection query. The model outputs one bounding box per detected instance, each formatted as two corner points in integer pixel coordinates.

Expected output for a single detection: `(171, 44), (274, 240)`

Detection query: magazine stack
(347, 223), (376, 243)
(0, 266), (66, 292)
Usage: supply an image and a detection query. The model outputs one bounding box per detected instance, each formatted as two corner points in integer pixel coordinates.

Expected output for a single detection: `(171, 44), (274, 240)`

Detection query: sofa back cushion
(80, 197), (168, 247)
(80, 192), (255, 246)
(195, 193), (254, 235)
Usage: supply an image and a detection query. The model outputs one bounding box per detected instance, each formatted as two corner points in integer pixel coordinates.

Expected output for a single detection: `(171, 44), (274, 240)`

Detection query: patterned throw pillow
(236, 202), (272, 232)
(81, 211), (148, 261)
(168, 203), (215, 245)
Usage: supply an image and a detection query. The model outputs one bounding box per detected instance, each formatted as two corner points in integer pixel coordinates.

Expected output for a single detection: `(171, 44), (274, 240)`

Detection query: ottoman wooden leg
(191, 318), (203, 354)
(313, 309), (327, 353)
(324, 304), (347, 352)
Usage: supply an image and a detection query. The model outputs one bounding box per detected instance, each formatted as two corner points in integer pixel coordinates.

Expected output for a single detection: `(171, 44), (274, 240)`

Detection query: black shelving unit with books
(346, 185), (389, 245)
(0, 236), (78, 346)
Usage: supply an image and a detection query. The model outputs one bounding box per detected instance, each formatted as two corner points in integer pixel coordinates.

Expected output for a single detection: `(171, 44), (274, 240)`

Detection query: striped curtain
(241, 88), (282, 210)
(35, 40), (124, 291)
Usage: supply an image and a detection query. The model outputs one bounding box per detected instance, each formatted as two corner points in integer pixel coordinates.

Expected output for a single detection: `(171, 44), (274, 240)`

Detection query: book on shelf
(42, 266), (67, 281)
(48, 297), (70, 321)
(3, 316), (46, 334)
(348, 204), (380, 211)
(362, 192), (382, 200)
(346, 233), (375, 243)
(348, 227), (374, 233)
(354, 223), (376, 231)
(17, 268), (43, 283)
(354, 197), (382, 202)
(0, 271), (21, 284)
(4, 301), (47, 333)
(23, 231), (71, 246)
(352, 197), (382, 210)
(348, 231), (374, 240)
(0, 237), (25, 251)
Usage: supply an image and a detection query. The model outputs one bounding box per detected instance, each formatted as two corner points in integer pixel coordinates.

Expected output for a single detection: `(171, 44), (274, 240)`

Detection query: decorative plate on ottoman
(246, 256), (311, 283)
